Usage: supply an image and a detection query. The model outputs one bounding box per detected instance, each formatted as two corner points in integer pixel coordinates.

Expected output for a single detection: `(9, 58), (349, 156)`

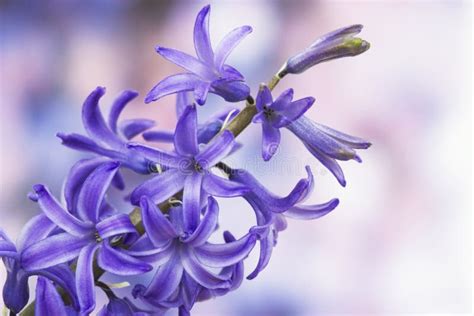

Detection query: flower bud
(282, 24), (370, 76)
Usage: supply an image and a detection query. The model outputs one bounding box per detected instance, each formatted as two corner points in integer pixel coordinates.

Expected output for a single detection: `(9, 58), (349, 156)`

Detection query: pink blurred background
(0, 0), (471, 315)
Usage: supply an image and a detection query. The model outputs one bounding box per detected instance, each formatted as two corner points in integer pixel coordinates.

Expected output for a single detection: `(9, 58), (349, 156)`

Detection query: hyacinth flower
(280, 24), (370, 76)
(35, 277), (78, 316)
(252, 84), (315, 161)
(129, 197), (255, 313)
(128, 104), (248, 231)
(145, 5), (252, 105)
(21, 162), (153, 313)
(58, 87), (157, 185)
(97, 282), (153, 316)
(229, 166), (339, 279)
(0, 220), (79, 314)
(286, 116), (371, 186)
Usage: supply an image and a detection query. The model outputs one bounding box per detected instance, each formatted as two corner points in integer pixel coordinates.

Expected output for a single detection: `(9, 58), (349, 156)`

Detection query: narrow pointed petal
(310, 24), (363, 48)
(82, 87), (123, 148)
(108, 90), (139, 133)
(196, 130), (234, 167)
(16, 214), (56, 251)
(313, 122), (371, 149)
(176, 92), (192, 117)
(127, 237), (174, 265)
(111, 170), (125, 190)
(304, 143), (346, 186)
(142, 252), (183, 301)
(252, 112), (267, 124)
(35, 277), (69, 316)
(130, 170), (186, 205)
(214, 25), (252, 70)
(57, 133), (124, 160)
(279, 97), (315, 125)
(210, 79), (250, 102)
(194, 82), (211, 105)
(96, 213), (137, 239)
(0, 230), (16, 257)
(222, 231), (244, 289)
(97, 242), (152, 275)
(145, 73), (201, 104)
(262, 123), (281, 161)
(180, 246), (230, 289)
(119, 119), (155, 140)
(140, 196), (178, 246)
(193, 5), (214, 65)
(22, 233), (91, 271)
(194, 233), (257, 268)
(175, 105), (199, 156)
(202, 173), (248, 197)
(221, 64), (245, 80)
(33, 184), (92, 236)
(183, 172), (204, 232)
(127, 143), (182, 168)
(285, 198), (339, 220)
(156, 47), (215, 80)
(182, 196), (218, 247)
(271, 88), (294, 111)
(255, 85), (273, 111)
(142, 130), (174, 143)
(39, 264), (79, 310)
(247, 231), (274, 280)
(77, 161), (120, 223)
(76, 243), (99, 314)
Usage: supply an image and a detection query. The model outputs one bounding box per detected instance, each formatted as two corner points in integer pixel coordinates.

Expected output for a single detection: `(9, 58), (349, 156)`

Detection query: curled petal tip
(32, 184), (46, 194)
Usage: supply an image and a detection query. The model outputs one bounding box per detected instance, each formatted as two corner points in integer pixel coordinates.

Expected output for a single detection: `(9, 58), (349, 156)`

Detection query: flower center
(94, 231), (103, 243)
(193, 159), (204, 173)
(263, 106), (274, 119)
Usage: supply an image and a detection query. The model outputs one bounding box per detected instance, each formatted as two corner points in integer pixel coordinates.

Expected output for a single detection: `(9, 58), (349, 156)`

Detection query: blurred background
(0, 0), (471, 315)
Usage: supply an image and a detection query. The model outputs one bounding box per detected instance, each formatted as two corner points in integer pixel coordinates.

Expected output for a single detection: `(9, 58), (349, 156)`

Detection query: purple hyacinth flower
(129, 197), (255, 313)
(252, 84), (315, 161)
(282, 24), (370, 76)
(35, 277), (78, 316)
(128, 104), (249, 231)
(145, 5), (252, 105)
(229, 166), (339, 279)
(0, 220), (79, 314)
(58, 87), (157, 180)
(21, 161), (152, 313)
(287, 115), (371, 186)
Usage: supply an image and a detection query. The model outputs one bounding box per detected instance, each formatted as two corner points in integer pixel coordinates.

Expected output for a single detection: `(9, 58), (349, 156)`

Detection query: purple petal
(82, 87), (123, 149)
(285, 198), (339, 220)
(130, 170), (186, 205)
(96, 213), (137, 239)
(182, 196), (218, 247)
(127, 237), (174, 265)
(255, 85), (273, 112)
(3, 262), (29, 313)
(35, 277), (69, 316)
(304, 142), (346, 186)
(38, 264), (79, 310)
(145, 73), (201, 104)
(221, 64), (245, 80)
(271, 88), (294, 111)
(262, 123), (281, 161)
(77, 161), (120, 223)
(196, 130), (234, 167)
(210, 79), (250, 102)
(278, 97), (315, 126)
(314, 122), (371, 149)
(180, 246), (230, 289)
(142, 130), (174, 143)
(202, 173), (248, 197)
(0, 230), (16, 258)
(141, 251), (183, 301)
(175, 105), (199, 156)
(214, 25), (252, 70)
(252, 112), (267, 124)
(17, 214), (56, 251)
(33, 184), (92, 236)
(111, 170), (125, 190)
(126, 143), (182, 168)
(176, 92), (192, 117)
(57, 132), (123, 159)
(182, 172), (204, 232)
(108, 90), (139, 134)
(194, 233), (257, 268)
(310, 24), (363, 49)
(247, 231), (274, 280)
(22, 233), (90, 271)
(156, 46), (215, 80)
(193, 5), (214, 65)
(140, 196), (178, 246)
(119, 119), (155, 140)
(76, 243), (99, 314)
(97, 242), (152, 275)
(194, 82), (211, 105)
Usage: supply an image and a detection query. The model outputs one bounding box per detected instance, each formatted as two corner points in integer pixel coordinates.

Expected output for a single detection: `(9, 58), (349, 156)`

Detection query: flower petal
(214, 25), (252, 70)
(35, 277), (69, 316)
(76, 243), (99, 314)
(262, 123), (280, 161)
(22, 233), (90, 271)
(196, 130), (234, 167)
(194, 82), (211, 105)
(97, 242), (152, 275)
(156, 46), (215, 80)
(304, 143), (346, 186)
(16, 214), (56, 251)
(96, 213), (137, 239)
(193, 5), (214, 65)
(142, 130), (174, 143)
(182, 172), (204, 232)
(77, 161), (120, 223)
(210, 79), (250, 102)
(38, 264), (79, 310)
(126, 143), (182, 168)
(202, 173), (248, 197)
(33, 184), (92, 236)
(108, 90), (139, 133)
(278, 97), (315, 126)
(130, 170), (186, 205)
(194, 233), (257, 268)
(246, 230), (274, 280)
(313, 122), (371, 149)
(127, 237), (174, 265)
(145, 73), (201, 104)
(271, 88), (294, 111)
(176, 92), (193, 117)
(255, 85), (273, 111)
(57, 133), (124, 160)
(119, 119), (155, 140)
(182, 196), (218, 247)
(82, 87), (123, 149)
(175, 105), (199, 156)
(285, 198), (339, 220)
(140, 196), (178, 246)
(2, 261), (29, 313)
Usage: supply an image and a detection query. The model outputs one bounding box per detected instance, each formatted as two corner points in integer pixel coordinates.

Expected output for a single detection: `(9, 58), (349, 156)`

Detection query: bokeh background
(0, 0), (471, 315)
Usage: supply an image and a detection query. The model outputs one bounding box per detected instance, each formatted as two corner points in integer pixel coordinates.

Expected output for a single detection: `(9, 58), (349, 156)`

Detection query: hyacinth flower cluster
(1, 5), (371, 316)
